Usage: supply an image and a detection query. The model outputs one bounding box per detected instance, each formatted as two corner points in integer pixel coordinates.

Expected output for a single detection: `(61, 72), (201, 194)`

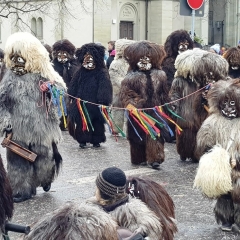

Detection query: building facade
(0, 0), (238, 50)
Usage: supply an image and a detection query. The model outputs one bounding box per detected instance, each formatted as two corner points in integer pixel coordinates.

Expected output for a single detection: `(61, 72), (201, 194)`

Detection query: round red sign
(187, 0), (204, 10)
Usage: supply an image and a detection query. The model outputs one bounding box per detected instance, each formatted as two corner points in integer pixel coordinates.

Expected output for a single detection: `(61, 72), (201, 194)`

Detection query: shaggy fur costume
(223, 47), (240, 78)
(52, 39), (78, 88)
(0, 154), (13, 237)
(21, 202), (119, 240)
(170, 50), (229, 162)
(109, 39), (135, 133)
(195, 79), (240, 229)
(0, 32), (65, 202)
(162, 29), (193, 91)
(126, 176), (177, 240)
(119, 41), (170, 166)
(67, 43), (113, 146)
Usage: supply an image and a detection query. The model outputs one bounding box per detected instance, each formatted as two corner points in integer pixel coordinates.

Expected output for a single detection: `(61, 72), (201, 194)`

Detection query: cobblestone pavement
(1, 131), (239, 240)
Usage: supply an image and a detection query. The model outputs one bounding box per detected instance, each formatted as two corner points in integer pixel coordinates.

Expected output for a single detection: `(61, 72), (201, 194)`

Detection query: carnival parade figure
(22, 167), (177, 240)
(162, 29), (193, 91)
(109, 38), (135, 135)
(119, 41), (170, 169)
(194, 78), (240, 233)
(0, 48), (6, 82)
(0, 32), (66, 203)
(223, 47), (240, 78)
(170, 50), (229, 162)
(67, 43), (113, 148)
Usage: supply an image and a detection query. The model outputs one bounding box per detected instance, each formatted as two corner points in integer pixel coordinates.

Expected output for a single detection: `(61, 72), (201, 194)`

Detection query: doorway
(120, 21), (133, 40)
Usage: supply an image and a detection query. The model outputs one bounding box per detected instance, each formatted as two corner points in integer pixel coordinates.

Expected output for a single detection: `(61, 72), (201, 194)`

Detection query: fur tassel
(22, 202), (119, 240)
(194, 145), (232, 198)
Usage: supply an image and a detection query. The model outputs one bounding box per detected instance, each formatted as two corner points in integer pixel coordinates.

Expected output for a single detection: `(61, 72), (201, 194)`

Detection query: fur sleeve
(195, 115), (216, 159)
(67, 68), (81, 98)
(96, 68), (113, 105)
(119, 72), (146, 108)
(0, 73), (11, 135)
(169, 77), (184, 111)
(110, 198), (163, 240)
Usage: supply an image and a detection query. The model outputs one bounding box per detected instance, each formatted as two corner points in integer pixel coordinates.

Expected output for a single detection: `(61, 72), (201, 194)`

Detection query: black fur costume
(52, 39), (78, 88)
(67, 43), (113, 146)
(0, 48), (6, 82)
(162, 30), (193, 91)
(119, 41), (170, 168)
(223, 47), (240, 78)
(0, 154), (13, 237)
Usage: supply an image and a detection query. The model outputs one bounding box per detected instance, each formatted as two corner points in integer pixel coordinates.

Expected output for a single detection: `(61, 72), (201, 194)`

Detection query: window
(37, 17), (43, 40)
(31, 17), (37, 36)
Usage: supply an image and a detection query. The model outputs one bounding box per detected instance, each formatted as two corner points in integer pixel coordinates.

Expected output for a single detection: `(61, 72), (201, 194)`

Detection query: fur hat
(210, 44), (220, 54)
(4, 32), (66, 88)
(96, 167), (126, 199)
(52, 39), (76, 59)
(114, 39), (135, 60)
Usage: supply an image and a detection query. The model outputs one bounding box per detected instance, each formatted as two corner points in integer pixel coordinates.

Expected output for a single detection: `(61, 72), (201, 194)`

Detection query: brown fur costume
(67, 43), (112, 147)
(223, 47), (240, 78)
(43, 44), (53, 61)
(170, 50), (229, 162)
(195, 78), (240, 231)
(126, 176), (177, 240)
(0, 154), (13, 237)
(162, 29), (193, 91)
(119, 41), (170, 167)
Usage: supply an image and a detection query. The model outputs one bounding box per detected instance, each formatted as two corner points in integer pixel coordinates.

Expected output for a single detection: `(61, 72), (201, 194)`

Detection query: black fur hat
(164, 29), (194, 58)
(75, 43), (106, 69)
(52, 39), (76, 58)
(96, 167), (126, 199)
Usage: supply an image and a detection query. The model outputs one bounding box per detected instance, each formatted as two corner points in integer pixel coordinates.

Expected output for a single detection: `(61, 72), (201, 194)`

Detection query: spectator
(209, 44), (220, 54)
(106, 40), (115, 69)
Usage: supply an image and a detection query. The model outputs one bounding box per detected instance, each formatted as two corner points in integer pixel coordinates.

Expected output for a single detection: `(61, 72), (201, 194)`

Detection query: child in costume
(67, 43), (113, 148)
(0, 32), (66, 202)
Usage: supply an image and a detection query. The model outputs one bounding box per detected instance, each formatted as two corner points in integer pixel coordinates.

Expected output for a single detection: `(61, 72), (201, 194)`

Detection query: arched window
(31, 17), (37, 36)
(37, 17), (43, 40)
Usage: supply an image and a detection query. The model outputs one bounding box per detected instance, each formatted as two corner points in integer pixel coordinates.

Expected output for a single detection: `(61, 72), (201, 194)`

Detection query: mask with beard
(82, 53), (95, 70)
(220, 98), (237, 119)
(10, 53), (27, 75)
(57, 51), (70, 63)
(229, 59), (240, 70)
(178, 41), (189, 54)
(137, 56), (152, 71)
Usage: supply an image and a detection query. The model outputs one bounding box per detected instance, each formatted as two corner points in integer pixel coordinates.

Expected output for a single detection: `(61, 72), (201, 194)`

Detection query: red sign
(187, 0), (204, 10)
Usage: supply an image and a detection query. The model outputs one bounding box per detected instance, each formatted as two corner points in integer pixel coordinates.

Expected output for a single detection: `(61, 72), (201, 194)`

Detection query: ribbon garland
(39, 80), (210, 140)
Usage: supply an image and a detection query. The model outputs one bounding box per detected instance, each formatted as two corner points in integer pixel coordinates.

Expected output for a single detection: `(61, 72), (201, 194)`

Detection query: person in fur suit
(194, 78), (240, 232)
(52, 39), (79, 131)
(0, 48), (6, 82)
(0, 154), (13, 238)
(0, 32), (66, 203)
(52, 39), (78, 88)
(170, 50), (229, 162)
(223, 47), (240, 78)
(43, 44), (53, 61)
(119, 41), (170, 169)
(67, 43), (113, 148)
(109, 38), (135, 135)
(162, 29), (193, 91)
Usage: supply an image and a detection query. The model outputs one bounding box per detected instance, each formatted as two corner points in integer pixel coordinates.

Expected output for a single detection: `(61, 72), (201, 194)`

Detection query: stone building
(0, 0), (238, 49)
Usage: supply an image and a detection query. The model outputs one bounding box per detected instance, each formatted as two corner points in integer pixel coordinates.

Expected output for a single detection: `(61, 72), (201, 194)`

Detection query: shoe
(150, 162), (160, 169)
(79, 142), (86, 149)
(13, 193), (31, 203)
(180, 156), (186, 161)
(221, 223), (232, 232)
(93, 143), (100, 148)
(43, 184), (51, 192)
(231, 224), (239, 233)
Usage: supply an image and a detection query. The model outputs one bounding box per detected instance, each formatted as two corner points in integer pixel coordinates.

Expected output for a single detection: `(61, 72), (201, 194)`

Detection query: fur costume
(0, 154), (13, 237)
(109, 39), (135, 134)
(194, 78), (240, 231)
(43, 44), (53, 61)
(0, 32), (65, 203)
(119, 41), (170, 168)
(223, 47), (240, 78)
(67, 43), (113, 147)
(0, 48), (6, 82)
(21, 202), (119, 240)
(170, 50), (229, 162)
(52, 39), (78, 88)
(162, 29), (193, 91)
